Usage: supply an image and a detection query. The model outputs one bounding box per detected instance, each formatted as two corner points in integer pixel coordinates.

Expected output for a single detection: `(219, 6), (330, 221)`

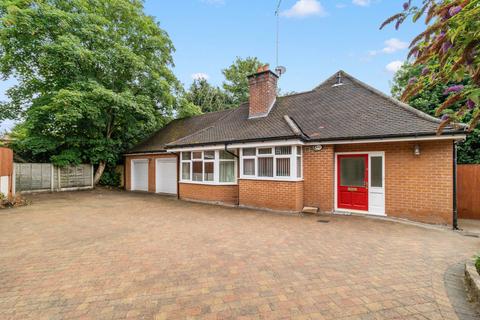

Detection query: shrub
(98, 167), (121, 187)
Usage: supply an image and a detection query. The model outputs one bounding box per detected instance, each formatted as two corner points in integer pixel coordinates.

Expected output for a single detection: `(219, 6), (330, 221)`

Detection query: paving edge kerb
(465, 259), (480, 306)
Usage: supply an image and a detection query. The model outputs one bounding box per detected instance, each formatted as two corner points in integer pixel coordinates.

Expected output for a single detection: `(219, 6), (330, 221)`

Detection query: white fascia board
(305, 134), (466, 146)
(168, 139), (304, 152)
(228, 139), (303, 149)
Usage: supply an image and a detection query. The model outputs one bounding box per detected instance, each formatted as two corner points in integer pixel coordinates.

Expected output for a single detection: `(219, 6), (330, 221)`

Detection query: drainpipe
(224, 144), (239, 158)
(452, 141), (458, 230)
(224, 143), (240, 206)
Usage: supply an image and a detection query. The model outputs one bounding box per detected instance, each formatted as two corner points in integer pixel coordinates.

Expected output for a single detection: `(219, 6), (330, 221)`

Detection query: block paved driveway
(0, 190), (479, 320)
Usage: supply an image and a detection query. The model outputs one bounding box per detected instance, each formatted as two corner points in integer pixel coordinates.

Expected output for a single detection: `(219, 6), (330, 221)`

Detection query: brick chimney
(247, 65), (278, 118)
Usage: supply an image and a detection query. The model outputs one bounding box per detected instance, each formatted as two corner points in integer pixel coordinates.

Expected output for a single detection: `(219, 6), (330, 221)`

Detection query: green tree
(184, 78), (232, 113)
(391, 62), (480, 163)
(0, 0), (179, 183)
(381, 0), (480, 131)
(222, 57), (264, 105)
(177, 97), (203, 119)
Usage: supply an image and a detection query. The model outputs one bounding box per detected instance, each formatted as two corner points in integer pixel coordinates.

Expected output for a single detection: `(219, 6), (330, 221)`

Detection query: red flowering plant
(381, 0), (480, 132)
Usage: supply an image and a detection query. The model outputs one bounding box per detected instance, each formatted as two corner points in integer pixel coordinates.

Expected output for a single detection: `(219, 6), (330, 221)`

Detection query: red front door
(337, 154), (368, 211)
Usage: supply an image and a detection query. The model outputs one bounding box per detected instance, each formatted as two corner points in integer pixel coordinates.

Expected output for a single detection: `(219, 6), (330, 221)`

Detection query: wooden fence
(457, 164), (480, 220)
(0, 147), (13, 198)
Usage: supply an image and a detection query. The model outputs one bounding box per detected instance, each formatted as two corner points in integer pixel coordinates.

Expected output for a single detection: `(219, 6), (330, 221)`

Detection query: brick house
(125, 68), (466, 225)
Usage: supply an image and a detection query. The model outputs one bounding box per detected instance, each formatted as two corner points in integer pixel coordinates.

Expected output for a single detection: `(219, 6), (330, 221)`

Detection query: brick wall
(239, 179), (303, 212)
(335, 140), (453, 225)
(303, 145), (334, 213)
(125, 154), (177, 192)
(179, 183), (239, 205)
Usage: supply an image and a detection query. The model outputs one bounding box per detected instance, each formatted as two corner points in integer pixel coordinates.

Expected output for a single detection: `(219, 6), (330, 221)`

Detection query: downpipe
(453, 141), (458, 230)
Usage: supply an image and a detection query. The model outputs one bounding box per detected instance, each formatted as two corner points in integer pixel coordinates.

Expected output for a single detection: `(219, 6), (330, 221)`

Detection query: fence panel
(15, 163), (52, 192)
(457, 164), (480, 220)
(14, 163), (93, 193)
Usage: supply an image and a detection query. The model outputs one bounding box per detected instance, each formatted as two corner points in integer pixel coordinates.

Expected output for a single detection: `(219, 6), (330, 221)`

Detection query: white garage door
(131, 159), (149, 191)
(156, 158), (177, 194)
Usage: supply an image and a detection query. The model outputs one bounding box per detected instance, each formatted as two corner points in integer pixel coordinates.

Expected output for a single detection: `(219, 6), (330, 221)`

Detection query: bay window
(180, 150), (237, 184)
(240, 145), (302, 180)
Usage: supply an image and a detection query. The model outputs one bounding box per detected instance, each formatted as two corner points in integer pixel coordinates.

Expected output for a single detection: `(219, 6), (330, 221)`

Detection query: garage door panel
(156, 158), (177, 194)
(132, 160), (149, 191)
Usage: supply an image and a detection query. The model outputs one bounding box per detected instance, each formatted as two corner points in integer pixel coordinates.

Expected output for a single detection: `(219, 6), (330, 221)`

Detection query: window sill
(239, 177), (304, 182)
(179, 181), (238, 186)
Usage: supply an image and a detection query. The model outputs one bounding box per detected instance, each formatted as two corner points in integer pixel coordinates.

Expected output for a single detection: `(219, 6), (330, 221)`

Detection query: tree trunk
(93, 161), (106, 185)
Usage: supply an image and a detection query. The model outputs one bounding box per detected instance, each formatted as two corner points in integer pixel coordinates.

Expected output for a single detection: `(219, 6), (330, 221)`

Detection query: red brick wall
(179, 183), (239, 205)
(239, 179), (303, 212)
(125, 154), (177, 192)
(335, 140), (453, 225)
(303, 145), (335, 213)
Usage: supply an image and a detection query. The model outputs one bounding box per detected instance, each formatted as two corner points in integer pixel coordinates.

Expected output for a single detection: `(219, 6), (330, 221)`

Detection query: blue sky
(0, 0), (423, 132)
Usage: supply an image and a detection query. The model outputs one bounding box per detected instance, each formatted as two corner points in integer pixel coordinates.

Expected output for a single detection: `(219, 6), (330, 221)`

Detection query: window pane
(182, 162), (191, 180)
(220, 161), (235, 182)
(204, 151), (215, 160)
(297, 156), (302, 178)
(204, 162), (214, 181)
(297, 146), (302, 155)
(243, 159), (255, 175)
(371, 156), (383, 187)
(276, 158), (290, 176)
(258, 157), (273, 177)
(243, 148), (256, 156)
(182, 152), (191, 160)
(220, 150), (235, 159)
(275, 146), (291, 155)
(340, 157), (365, 187)
(193, 152), (202, 159)
(258, 148), (272, 155)
(192, 161), (203, 181)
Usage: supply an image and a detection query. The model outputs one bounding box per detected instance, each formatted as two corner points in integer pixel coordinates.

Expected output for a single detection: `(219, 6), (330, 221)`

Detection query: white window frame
(239, 145), (303, 181)
(180, 150), (237, 185)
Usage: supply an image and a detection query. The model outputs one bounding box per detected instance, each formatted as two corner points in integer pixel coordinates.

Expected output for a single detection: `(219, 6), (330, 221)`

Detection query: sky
(0, 0), (424, 132)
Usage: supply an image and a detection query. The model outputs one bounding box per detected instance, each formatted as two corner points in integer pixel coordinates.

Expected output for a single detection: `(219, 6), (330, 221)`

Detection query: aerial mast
(274, 0), (286, 77)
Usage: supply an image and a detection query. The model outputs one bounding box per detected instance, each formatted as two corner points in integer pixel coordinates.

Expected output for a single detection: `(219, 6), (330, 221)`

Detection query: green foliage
(222, 57), (264, 105)
(98, 166), (121, 187)
(381, 0), (480, 131)
(391, 62), (480, 163)
(0, 0), (179, 180)
(177, 98), (203, 119)
(183, 79), (232, 113)
(476, 255), (480, 274)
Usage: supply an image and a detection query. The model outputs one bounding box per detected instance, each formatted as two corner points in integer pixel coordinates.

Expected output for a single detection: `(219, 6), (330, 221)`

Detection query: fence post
(91, 164), (94, 188)
(50, 164), (54, 192)
(57, 166), (61, 191)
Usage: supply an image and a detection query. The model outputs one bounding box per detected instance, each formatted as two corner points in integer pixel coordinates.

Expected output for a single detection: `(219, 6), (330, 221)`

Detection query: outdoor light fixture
(414, 144), (421, 156)
(313, 145), (323, 152)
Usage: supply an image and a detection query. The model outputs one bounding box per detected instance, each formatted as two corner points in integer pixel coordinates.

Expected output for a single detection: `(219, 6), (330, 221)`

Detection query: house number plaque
(348, 187), (358, 191)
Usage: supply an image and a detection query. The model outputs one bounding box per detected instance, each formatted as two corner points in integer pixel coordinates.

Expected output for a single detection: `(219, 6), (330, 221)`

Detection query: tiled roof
(128, 71), (465, 153)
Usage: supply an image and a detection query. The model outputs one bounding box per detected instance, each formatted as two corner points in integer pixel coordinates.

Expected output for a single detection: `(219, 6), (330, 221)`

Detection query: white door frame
(131, 159), (149, 191)
(155, 158), (177, 195)
(334, 151), (385, 216)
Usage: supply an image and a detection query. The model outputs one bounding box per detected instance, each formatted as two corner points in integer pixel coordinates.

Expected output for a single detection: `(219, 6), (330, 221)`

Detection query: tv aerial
(275, 0), (287, 77)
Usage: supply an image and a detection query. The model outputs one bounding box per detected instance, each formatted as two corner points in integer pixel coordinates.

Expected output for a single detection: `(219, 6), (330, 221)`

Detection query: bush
(475, 255), (480, 275)
(98, 167), (121, 187)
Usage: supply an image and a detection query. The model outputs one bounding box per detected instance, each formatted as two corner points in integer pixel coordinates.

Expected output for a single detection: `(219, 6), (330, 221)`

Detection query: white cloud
(369, 38), (408, 56)
(352, 0), (370, 6)
(191, 73), (209, 80)
(385, 60), (403, 73)
(281, 0), (327, 18)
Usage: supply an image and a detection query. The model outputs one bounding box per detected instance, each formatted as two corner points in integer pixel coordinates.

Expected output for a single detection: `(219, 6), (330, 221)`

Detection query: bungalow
(125, 67), (466, 225)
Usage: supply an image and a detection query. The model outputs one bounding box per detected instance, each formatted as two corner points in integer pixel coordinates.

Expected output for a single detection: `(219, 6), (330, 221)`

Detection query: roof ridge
(166, 107), (236, 146)
(317, 70), (446, 125)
